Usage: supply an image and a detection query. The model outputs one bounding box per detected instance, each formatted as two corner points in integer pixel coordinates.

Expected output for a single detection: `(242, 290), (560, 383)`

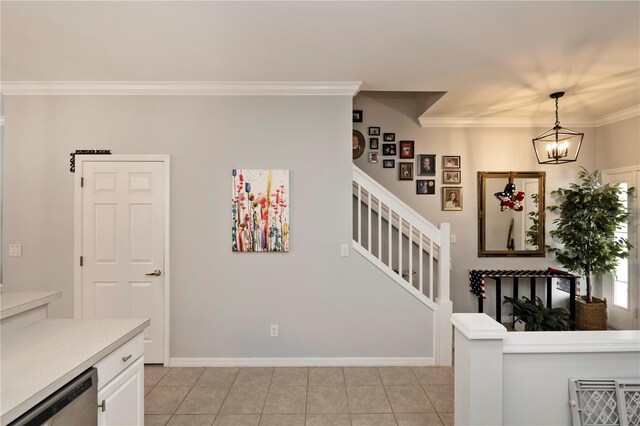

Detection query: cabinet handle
(122, 354), (132, 362)
(98, 400), (106, 412)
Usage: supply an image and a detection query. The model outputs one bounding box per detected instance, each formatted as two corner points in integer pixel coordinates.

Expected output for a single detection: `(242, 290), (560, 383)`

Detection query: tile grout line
(259, 368), (276, 423)
(344, 367), (353, 426)
(341, 367), (353, 424)
(168, 367), (207, 424)
(305, 367), (310, 422)
(344, 367), (356, 424)
(339, 367), (354, 426)
(211, 367), (240, 425)
(413, 365), (454, 417)
(420, 381), (453, 416)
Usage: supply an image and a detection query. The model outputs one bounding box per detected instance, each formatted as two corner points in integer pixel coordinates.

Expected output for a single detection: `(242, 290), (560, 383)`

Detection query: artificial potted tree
(548, 168), (633, 330)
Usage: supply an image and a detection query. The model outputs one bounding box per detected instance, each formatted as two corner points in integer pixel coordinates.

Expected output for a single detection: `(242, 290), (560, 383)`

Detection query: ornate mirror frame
(478, 171), (546, 257)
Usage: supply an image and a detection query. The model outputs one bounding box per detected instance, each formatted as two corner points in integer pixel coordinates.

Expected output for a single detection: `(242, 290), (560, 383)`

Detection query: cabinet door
(98, 357), (144, 426)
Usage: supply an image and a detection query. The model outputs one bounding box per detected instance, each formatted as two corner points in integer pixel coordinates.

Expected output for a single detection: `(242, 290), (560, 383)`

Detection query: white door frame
(601, 165), (639, 330)
(74, 154), (171, 365)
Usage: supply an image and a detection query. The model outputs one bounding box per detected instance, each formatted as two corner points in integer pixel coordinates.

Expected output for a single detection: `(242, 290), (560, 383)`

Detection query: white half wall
(2, 95), (435, 358)
(453, 313), (640, 425)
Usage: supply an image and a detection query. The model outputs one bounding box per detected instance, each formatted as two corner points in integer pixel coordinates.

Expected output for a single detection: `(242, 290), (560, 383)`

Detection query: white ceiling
(1, 1), (639, 120)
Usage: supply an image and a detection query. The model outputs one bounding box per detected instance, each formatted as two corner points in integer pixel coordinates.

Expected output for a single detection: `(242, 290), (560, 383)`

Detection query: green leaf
(546, 167), (633, 299)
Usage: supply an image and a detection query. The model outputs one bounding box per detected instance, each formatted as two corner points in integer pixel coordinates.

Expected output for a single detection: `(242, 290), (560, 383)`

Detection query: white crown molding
(420, 105), (640, 129)
(601, 165), (640, 175)
(596, 105), (640, 127)
(169, 357), (435, 368)
(419, 116), (597, 128)
(0, 81), (362, 96)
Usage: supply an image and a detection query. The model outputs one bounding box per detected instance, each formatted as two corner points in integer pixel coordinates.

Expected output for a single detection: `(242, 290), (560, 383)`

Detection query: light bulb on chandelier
(546, 140), (570, 159)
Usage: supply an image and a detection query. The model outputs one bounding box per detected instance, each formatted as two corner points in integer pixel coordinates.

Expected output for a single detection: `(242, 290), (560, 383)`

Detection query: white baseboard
(169, 357), (435, 367)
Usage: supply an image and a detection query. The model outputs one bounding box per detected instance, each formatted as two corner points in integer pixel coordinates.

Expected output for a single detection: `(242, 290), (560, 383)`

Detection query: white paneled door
(80, 160), (166, 362)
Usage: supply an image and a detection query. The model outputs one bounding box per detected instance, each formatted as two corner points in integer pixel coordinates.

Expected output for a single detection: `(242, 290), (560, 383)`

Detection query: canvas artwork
(232, 169), (290, 252)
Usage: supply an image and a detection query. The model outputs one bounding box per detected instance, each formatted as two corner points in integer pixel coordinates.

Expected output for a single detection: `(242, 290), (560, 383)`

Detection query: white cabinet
(95, 333), (145, 425)
(98, 356), (144, 426)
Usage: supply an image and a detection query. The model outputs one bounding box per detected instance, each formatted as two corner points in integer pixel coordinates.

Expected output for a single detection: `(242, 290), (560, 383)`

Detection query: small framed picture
(399, 141), (415, 159)
(382, 143), (397, 156)
(443, 155), (461, 169)
(352, 130), (365, 160)
(399, 162), (413, 180)
(369, 138), (379, 149)
(443, 170), (461, 184)
(369, 127), (380, 136)
(416, 180), (435, 195)
(353, 110), (363, 123)
(383, 133), (396, 142)
(442, 186), (463, 211)
(368, 152), (379, 163)
(383, 159), (395, 168)
(417, 154), (436, 176)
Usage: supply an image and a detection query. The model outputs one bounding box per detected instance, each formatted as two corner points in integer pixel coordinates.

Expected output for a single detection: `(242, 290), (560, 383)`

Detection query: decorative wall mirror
(478, 171), (546, 257)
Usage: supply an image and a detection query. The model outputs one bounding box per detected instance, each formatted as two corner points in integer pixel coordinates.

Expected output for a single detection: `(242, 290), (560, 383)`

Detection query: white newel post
(451, 313), (507, 426)
(437, 223), (452, 366)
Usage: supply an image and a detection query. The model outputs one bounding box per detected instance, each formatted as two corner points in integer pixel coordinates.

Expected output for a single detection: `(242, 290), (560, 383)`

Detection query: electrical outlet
(9, 244), (22, 257)
(341, 244), (349, 257)
(270, 325), (278, 337)
(450, 234), (457, 244)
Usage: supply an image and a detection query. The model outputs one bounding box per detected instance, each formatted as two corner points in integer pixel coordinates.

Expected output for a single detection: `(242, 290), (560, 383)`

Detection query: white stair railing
(352, 165), (452, 365)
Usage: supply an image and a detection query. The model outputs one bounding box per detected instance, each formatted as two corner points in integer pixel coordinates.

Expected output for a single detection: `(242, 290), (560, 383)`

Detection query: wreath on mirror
(494, 181), (525, 211)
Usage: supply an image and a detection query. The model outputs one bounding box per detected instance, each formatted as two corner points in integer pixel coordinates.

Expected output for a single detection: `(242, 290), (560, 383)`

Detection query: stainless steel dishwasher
(9, 368), (98, 426)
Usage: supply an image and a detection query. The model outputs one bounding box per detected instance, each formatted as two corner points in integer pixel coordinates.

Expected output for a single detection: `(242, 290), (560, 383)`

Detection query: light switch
(450, 234), (457, 244)
(341, 244), (349, 257)
(9, 244), (22, 256)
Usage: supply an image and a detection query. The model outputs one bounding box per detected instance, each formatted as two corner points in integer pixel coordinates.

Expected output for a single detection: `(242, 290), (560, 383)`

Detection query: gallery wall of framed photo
(351, 91), (602, 317)
(353, 109), (463, 211)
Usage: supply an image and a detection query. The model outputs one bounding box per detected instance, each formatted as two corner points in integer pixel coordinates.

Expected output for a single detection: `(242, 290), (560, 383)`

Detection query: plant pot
(513, 321), (525, 332)
(575, 296), (608, 330)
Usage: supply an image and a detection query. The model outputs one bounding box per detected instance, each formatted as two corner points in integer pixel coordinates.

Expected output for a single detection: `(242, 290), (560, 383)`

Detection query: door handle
(145, 269), (162, 276)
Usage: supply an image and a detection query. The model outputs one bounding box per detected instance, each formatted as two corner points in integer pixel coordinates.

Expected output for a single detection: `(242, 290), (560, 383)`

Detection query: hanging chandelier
(532, 92), (583, 165)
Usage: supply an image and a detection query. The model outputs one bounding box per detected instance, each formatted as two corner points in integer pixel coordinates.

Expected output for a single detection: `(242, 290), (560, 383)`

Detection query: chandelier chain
(555, 96), (560, 127)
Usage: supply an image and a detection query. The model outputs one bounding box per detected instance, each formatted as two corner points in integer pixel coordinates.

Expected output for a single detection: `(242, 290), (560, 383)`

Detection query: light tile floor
(144, 366), (454, 426)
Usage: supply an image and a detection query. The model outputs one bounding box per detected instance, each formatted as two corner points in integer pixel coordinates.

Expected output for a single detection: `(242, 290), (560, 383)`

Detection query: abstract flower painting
(232, 169), (290, 252)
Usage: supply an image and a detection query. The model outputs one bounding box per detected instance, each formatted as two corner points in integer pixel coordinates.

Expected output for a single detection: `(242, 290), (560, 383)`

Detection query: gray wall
(353, 93), (602, 315)
(2, 95), (434, 358)
(596, 115), (640, 169)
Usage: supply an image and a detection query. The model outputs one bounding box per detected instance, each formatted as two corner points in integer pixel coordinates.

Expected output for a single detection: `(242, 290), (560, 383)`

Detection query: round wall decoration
(352, 130), (365, 159)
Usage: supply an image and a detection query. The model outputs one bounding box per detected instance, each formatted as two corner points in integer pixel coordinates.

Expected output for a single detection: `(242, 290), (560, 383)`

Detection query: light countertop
(0, 291), (62, 320)
(1, 318), (149, 425)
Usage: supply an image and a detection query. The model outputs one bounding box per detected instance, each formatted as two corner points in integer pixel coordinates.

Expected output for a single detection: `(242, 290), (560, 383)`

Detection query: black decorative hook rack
(70, 149), (112, 172)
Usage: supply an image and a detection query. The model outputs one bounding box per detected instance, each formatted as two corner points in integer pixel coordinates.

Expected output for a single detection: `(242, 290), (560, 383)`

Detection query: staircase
(352, 165), (453, 365)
